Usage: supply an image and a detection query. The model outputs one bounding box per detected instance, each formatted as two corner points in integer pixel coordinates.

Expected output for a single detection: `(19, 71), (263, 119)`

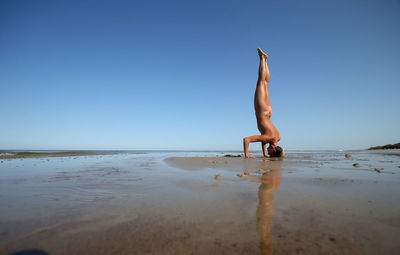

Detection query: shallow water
(0, 150), (399, 254)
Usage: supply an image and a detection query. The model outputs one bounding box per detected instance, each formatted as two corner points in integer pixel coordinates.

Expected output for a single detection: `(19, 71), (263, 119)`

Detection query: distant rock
(345, 154), (351, 158)
(237, 172), (249, 178)
(215, 174), (222, 180)
(353, 163), (360, 168)
(224, 154), (241, 158)
(374, 168), (383, 173)
(368, 143), (400, 150)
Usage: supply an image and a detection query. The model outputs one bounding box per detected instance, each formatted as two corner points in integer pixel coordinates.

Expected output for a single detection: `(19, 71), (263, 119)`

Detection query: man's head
(268, 145), (284, 158)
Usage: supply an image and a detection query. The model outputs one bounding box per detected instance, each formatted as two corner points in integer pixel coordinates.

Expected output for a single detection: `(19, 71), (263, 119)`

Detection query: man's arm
(262, 142), (268, 157)
(243, 138), (255, 158)
(243, 135), (277, 158)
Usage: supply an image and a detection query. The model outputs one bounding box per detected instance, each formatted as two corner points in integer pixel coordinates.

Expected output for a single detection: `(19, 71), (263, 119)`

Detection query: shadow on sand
(10, 249), (50, 255)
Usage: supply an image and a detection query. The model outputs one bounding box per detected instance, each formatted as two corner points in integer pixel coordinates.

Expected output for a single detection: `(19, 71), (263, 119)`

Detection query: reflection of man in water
(256, 169), (281, 255)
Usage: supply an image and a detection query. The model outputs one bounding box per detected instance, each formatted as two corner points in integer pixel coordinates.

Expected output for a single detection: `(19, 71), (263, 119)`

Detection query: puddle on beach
(0, 151), (400, 254)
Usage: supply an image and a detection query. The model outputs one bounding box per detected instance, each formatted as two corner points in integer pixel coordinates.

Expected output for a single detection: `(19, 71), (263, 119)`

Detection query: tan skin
(243, 48), (280, 158)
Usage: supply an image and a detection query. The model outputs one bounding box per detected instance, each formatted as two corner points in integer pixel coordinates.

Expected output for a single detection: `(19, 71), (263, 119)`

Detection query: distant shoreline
(1, 147), (400, 159)
(367, 143), (400, 150)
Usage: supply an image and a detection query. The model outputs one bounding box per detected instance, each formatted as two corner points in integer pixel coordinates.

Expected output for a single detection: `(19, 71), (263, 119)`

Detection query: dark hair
(270, 146), (284, 157)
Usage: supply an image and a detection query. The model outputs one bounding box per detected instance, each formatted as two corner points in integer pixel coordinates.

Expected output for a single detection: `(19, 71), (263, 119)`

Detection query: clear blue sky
(1, 0), (399, 150)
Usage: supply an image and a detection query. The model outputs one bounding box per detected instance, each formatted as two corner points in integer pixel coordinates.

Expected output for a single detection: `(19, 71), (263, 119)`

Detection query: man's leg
(255, 48), (271, 110)
(257, 48), (270, 83)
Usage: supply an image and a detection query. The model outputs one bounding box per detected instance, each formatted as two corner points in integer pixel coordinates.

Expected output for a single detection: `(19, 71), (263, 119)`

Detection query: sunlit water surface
(0, 150), (399, 254)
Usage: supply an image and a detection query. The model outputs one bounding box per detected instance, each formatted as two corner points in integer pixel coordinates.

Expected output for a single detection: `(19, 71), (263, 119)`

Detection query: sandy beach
(0, 150), (399, 254)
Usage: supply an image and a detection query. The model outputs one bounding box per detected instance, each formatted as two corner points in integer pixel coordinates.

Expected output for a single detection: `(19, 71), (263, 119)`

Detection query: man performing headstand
(243, 48), (284, 158)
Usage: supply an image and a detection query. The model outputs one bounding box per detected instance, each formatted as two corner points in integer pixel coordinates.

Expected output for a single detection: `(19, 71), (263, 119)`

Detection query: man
(243, 48), (283, 158)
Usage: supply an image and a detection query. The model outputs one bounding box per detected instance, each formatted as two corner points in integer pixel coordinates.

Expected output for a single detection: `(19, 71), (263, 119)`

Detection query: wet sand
(0, 150), (400, 254)
(0, 151), (118, 159)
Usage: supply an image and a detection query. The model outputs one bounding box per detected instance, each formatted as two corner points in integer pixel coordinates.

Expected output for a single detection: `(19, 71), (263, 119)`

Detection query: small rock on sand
(345, 154), (351, 158)
(215, 174), (222, 180)
(374, 168), (383, 173)
(353, 163), (360, 168)
(236, 172), (249, 178)
(257, 169), (267, 174)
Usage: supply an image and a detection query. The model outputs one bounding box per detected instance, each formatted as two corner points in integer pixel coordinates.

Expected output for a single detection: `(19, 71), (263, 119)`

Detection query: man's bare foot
(257, 48), (268, 59)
